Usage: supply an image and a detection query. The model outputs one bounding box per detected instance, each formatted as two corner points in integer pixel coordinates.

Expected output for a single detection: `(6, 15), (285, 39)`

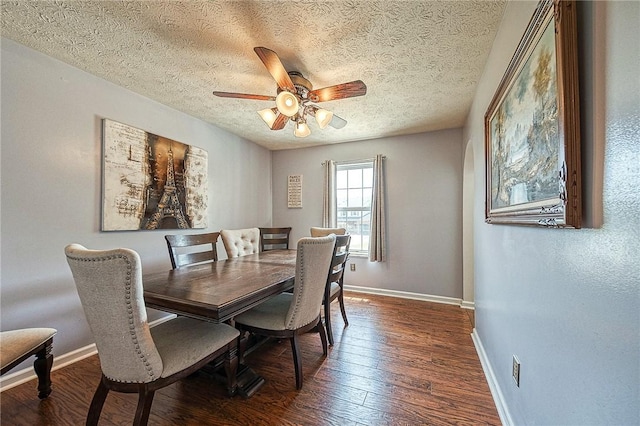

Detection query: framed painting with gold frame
(485, 0), (581, 228)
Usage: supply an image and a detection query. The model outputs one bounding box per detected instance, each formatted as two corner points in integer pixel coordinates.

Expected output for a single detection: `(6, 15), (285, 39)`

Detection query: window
(335, 161), (373, 254)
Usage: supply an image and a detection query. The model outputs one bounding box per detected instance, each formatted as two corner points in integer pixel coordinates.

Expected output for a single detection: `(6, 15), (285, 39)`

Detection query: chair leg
(290, 335), (303, 390)
(86, 378), (109, 426)
(324, 300), (334, 346)
(338, 291), (349, 326)
(34, 341), (53, 399)
(133, 385), (155, 426)
(317, 317), (328, 356)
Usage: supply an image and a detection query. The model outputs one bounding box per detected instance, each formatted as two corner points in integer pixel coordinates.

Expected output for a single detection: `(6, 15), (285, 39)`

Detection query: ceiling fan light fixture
(258, 107), (278, 128)
(315, 108), (334, 129)
(275, 91), (299, 117)
(294, 119), (311, 138)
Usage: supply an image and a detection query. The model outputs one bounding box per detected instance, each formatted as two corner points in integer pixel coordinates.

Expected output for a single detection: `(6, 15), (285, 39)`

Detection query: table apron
(145, 277), (294, 323)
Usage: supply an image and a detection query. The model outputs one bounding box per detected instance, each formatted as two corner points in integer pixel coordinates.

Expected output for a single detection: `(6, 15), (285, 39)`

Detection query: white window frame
(334, 160), (374, 256)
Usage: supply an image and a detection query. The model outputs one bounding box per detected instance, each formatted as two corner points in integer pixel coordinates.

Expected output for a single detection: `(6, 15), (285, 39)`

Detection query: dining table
(143, 249), (298, 397)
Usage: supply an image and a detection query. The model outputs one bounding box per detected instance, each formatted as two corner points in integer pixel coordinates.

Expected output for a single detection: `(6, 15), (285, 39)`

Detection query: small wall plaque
(287, 175), (302, 208)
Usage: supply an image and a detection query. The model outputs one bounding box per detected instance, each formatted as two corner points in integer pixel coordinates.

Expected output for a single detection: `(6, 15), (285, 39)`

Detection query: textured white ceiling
(1, 1), (506, 150)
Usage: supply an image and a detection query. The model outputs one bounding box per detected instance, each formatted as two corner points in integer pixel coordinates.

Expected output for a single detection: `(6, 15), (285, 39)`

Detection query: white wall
(0, 39), (272, 367)
(272, 130), (463, 299)
(464, 1), (639, 424)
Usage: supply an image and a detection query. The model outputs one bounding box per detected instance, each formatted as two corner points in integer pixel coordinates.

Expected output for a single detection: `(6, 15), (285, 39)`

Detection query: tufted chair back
(310, 227), (346, 237)
(65, 244), (164, 383)
(220, 228), (260, 258)
(285, 235), (337, 330)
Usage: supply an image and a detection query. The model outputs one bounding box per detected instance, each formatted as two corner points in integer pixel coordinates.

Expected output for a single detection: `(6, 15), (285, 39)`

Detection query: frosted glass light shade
(275, 91), (299, 117)
(294, 120), (311, 138)
(315, 108), (333, 129)
(258, 108), (278, 128)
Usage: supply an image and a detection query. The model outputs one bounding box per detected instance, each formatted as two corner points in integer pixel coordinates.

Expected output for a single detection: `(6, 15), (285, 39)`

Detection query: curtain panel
(322, 160), (336, 228)
(369, 154), (386, 262)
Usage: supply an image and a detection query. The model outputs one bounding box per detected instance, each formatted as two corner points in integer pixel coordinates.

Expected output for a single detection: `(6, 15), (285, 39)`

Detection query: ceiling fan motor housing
(280, 71), (313, 100)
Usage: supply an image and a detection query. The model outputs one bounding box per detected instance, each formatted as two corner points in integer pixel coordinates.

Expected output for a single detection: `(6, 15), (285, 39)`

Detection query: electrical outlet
(350, 263), (356, 271)
(512, 355), (520, 387)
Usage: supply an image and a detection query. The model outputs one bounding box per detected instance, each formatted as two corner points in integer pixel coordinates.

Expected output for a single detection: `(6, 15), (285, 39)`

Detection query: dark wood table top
(143, 250), (297, 323)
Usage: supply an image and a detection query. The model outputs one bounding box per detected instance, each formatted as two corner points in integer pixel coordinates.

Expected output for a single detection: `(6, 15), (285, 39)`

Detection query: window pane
(348, 169), (362, 188)
(336, 189), (348, 207)
(337, 210), (370, 251)
(348, 188), (363, 207)
(363, 168), (373, 187)
(364, 187), (372, 208)
(336, 170), (348, 189)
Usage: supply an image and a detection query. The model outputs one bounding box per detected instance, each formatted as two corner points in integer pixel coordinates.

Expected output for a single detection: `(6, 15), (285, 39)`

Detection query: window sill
(348, 251), (368, 258)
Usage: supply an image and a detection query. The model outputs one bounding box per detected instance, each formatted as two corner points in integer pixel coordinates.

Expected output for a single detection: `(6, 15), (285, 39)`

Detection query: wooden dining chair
(220, 228), (260, 258)
(259, 227), (292, 252)
(323, 234), (351, 346)
(310, 227), (346, 237)
(65, 244), (239, 426)
(164, 232), (220, 269)
(233, 235), (336, 390)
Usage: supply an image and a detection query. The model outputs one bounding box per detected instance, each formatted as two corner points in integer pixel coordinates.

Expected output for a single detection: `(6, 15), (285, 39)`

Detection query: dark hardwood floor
(1, 293), (499, 425)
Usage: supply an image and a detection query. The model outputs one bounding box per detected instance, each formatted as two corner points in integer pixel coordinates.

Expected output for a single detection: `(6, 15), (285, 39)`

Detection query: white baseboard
(0, 315), (176, 393)
(460, 300), (475, 310)
(344, 285), (463, 306)
(471, 328), (513, 426)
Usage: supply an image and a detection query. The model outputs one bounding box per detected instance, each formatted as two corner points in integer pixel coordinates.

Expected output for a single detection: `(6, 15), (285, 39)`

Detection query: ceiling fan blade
(328, 114), (347, 129)
(254, 47), (296, 92)
(212, 91), (276, 101)
(308, 80), (367, 103)
(271, 113), (289, 130)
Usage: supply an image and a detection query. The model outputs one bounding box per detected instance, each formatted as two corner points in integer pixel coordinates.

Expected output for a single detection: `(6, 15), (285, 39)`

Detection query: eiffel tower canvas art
(101, 119), (208, 231)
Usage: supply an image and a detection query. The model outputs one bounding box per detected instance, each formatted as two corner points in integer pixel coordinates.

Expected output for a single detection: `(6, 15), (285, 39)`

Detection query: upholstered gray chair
(233, 235), (336, 389)
(323, 234), (351, 346)
(165, 231), (220, 269)
(0, 328), (57, 398)
(65, 244), (239, 426)
(259, 227), (292, 252)
(220, 227), (260, 258)
(310, 227), (346, 237)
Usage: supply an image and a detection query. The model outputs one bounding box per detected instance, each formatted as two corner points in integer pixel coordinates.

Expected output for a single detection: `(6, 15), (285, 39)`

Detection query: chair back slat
(326, 234), (351, 291)
(165, 232), (219, 269)
(259, 227), (292, 252)
(329, 252), (348, 283)
(175, 250), (218, 267)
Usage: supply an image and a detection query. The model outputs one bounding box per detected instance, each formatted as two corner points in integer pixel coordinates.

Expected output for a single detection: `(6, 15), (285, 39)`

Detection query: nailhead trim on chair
(286, 247), (305, 330)
(67, 253), (157, 382)
(285, 237), (332, 330)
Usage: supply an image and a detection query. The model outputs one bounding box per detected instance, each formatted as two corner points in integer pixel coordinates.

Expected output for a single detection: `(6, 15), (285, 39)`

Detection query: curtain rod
(321, 155), (386, 166)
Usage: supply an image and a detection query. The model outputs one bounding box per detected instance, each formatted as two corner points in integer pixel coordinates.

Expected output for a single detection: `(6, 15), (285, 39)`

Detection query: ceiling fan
(213, 47), (367, 138)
